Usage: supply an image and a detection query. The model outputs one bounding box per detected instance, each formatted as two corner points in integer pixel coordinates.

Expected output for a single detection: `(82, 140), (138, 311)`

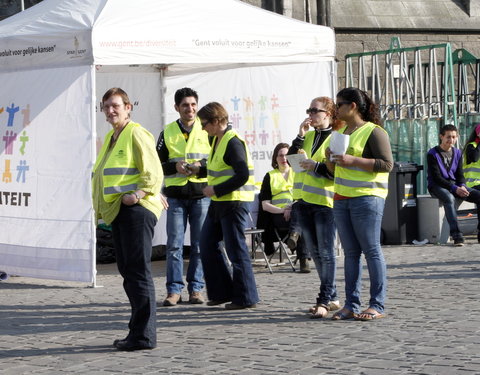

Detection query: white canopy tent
(0, 0), (336, 283)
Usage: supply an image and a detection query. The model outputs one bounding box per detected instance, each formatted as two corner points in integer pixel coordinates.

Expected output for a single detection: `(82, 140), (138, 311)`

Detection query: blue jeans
(429, 185), (480, 237)
(296, 200), (337, 306)
(333, 196), (387, 314)
(200, 201), (259, 306)
(165, 197), (209, 294)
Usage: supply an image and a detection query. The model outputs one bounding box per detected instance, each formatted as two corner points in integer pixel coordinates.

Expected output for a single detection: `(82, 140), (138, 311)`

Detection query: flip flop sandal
(331, 309), (356, 320)
(354, 311), (385, 321)
(310, 304), (329, 319)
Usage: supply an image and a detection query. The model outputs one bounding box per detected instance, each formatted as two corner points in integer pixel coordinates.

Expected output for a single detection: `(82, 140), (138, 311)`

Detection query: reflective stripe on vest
(268, 169), (294, 208)
(300, 134), (334, 207)
(463, 141), (480, 188)
(93, 122), (140, 203)
(334, 123), (389, 199)
(164, 119), (210, 187)
(292, 131), (315, 200)
(207, 129), (255, 202)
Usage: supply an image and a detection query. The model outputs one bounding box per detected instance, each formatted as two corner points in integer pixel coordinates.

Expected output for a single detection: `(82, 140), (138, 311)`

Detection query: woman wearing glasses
(327, 87), (393, 321)
(288, 96), (343, 318)
(197, 102), (259, 310)
(92, 88), (166, 350)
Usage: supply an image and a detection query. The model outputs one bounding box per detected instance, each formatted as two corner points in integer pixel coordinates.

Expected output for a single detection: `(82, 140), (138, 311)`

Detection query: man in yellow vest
(156, 88), (211, 306)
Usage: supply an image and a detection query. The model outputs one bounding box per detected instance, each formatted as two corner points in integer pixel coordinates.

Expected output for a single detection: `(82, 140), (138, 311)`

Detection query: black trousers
(111, 203), (157, 346)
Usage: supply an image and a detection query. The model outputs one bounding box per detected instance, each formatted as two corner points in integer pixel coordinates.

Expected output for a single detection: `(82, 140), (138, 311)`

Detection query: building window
(262, 0), (283, 15)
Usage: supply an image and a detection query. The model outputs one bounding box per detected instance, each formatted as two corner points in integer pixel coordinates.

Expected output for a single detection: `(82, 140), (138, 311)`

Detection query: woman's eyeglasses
(306, 108), (327, 114)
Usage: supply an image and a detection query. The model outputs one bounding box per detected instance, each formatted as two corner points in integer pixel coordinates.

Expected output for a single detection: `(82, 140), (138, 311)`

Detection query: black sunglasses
(336, 101), (352, 108)
(306, 107), (327, 114)
(201, 121), (209, 128)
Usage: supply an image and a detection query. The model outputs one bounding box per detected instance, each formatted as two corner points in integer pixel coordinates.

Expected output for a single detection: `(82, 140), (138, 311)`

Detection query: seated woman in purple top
(427, 124), (480, 245)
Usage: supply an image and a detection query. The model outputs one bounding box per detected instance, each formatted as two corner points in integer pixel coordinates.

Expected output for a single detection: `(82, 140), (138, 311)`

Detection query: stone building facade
(245, 0), (480, 89)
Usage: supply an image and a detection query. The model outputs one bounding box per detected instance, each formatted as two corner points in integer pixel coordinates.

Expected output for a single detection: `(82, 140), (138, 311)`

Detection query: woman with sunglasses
(327, 88), (393, 321)
(288, 96), (343, 318)
(197, 102), (259, 310)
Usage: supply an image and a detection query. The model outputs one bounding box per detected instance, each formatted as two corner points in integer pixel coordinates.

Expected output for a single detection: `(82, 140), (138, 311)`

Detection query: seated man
(427, 124), (480, 245)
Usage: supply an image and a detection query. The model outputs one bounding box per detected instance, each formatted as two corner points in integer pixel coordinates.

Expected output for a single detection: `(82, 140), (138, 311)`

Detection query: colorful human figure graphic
(2, 160), (12, 183)
(243, 97), (254, 112)
(16, 160), (29, 183)
(21, 104), (31, 127)
(19, 131), (29, 155)
(244, 114), (254, 130)
(270, 94), (279, 110)
(258, 96), (267, 111)
(259, 130), (269, 146)
(3, 130), (17, 155)
(258, 112), (268, 129)
(6, 103), (19, 127)
(231, 96), (241, 111)
(231, 112), (242, 129)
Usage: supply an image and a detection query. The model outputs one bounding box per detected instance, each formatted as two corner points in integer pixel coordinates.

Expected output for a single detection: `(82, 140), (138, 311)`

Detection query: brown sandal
(354, 309), (385, 321)
(310, 304), (329, 319)
(331, 308), (356, 320)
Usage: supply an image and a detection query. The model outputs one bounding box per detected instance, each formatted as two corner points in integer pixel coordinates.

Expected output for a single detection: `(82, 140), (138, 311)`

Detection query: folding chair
(250, 224), (296, 274)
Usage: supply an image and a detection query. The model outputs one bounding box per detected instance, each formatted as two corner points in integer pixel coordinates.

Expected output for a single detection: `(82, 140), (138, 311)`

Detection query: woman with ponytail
(327, 88), (393, 321)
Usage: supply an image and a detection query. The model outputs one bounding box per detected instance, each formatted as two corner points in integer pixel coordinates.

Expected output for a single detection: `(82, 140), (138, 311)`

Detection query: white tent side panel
(164, 61), (336, 182)
(0, 65), (95, 283)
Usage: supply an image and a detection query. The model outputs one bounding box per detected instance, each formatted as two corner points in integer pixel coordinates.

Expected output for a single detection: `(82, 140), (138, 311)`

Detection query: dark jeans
(296, 200), (337, 305)
(289, 202), (309, 259)
(111, 203), (157, 347)
(200, 201), (259, 306)
(429, 185), (480, 237)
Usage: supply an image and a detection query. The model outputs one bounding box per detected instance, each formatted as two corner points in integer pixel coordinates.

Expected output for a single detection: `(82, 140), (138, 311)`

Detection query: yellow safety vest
(292, 131), (315, 200)
(93, 122), (158, 206)
(268, 168), (294, 208)
(463, 141), (480, 188)
(208, 129), (255, 202)
(334, 122), (389, 198)
(301, 135), (334, 207)
(163, 119), (210, 187)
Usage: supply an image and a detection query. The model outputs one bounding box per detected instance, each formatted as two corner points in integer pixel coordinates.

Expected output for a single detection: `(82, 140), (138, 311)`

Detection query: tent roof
(0, 0), (335, 73)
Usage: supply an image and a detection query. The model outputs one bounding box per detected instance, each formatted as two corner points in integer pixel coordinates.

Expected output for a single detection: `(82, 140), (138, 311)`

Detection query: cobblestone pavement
(1, 240), (479, 374)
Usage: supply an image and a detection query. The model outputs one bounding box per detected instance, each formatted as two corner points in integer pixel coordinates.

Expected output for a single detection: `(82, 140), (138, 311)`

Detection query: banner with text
(0, 65), (95, 282)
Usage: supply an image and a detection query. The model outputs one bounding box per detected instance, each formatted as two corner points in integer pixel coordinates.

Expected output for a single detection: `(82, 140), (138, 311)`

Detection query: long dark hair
(271, 142), (289, 169)
(336, 87), (382, 126)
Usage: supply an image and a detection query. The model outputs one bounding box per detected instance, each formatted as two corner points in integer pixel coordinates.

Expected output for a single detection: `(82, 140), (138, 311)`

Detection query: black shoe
(114, 340), (156, 351)
(453, 235), (465, 246)
(477, 232), (480, 244)
(225, 303), (257, 310)
(113, 338), (127, 347)
(206, 299), (230, 306)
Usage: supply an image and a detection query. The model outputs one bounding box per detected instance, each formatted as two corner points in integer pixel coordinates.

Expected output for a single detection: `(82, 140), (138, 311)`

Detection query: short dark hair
(174, 87), (198, 106)
(440, 124), (458, 135)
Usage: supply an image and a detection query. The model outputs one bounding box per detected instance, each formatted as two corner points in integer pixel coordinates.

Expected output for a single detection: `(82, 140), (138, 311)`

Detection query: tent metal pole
(20, 0), (25, 11)
(159, 66), (167, 130)
(89, 64), (102, 289)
